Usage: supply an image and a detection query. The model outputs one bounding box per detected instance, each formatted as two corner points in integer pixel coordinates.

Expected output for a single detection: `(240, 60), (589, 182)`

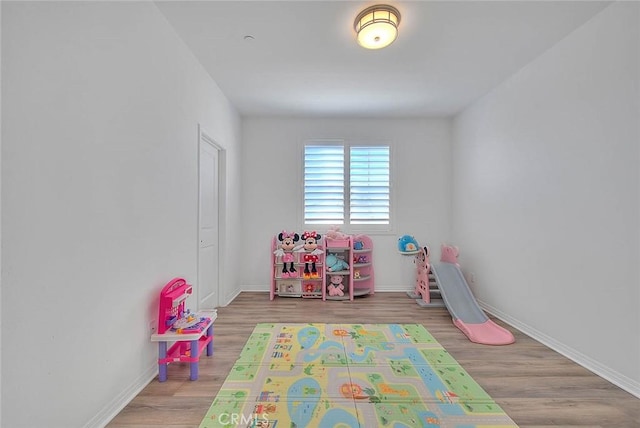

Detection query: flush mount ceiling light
(354, 4), (401, 50)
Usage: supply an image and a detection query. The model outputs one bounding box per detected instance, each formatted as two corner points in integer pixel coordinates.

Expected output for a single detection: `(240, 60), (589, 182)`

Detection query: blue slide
(431, 262), (515, 345)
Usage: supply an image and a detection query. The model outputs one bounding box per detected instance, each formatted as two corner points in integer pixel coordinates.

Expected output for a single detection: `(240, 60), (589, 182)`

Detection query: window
(304, 142), (390, 227)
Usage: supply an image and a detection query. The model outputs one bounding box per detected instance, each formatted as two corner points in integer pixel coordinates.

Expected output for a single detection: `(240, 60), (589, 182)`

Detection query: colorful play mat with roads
(199, 323), (518, 427)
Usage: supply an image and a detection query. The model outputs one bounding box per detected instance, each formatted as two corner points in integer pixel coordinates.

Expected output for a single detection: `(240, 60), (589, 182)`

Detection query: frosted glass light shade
(354, 5), (401, 50)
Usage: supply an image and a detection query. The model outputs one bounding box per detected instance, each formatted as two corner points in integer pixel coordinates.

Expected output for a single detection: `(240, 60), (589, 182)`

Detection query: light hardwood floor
(108, 292), (639, 427)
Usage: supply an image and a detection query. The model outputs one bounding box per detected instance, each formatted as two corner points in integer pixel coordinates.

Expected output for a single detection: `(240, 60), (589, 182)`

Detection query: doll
(273, 230), (299, 278)
(296, 231), (323, 278)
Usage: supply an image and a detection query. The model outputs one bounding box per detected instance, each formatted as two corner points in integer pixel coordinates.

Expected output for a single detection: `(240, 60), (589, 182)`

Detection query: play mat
(199, 323), (518, 427)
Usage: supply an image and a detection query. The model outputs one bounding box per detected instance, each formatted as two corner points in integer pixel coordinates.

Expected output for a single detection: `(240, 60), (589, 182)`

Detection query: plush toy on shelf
(326, 253), (350, 272)
(295, 231), (323, 278)
(356, 255), (369, 264)
(326, 225), (349, 240)
(274, 230), (299, 278)
(398, 234), (420, 254)
(327, 275), (345, 296)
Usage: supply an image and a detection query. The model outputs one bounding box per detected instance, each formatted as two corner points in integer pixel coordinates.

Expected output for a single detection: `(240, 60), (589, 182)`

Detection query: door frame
(197, 124), (224, 309)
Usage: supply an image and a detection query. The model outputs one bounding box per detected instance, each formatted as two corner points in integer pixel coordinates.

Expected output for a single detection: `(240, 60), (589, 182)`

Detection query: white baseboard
(223, 287), (242, 306)
(241, 285), (271, 292)
(240, 285), (413, 293)
(369, 286), (414, 292)
(83, 364), (157, 428)
(478, 300), (640, 399)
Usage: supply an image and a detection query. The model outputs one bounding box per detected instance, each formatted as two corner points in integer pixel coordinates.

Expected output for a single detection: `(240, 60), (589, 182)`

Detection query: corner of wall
(0, 0), (4, 423)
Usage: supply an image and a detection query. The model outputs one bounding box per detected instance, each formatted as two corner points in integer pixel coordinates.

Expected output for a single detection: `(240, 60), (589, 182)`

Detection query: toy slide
(431, 245), (515, 345)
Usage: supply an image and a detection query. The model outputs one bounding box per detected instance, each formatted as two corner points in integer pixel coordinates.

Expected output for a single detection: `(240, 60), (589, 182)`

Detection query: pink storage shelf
(325, 238), (350, 248)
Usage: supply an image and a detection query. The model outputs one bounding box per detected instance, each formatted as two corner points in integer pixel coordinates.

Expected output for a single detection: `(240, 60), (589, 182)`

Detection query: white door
(198, 130), (220, 309)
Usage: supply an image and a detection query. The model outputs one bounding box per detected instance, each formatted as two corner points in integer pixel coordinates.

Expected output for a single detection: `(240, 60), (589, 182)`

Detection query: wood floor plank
(107, 292), (640, 427)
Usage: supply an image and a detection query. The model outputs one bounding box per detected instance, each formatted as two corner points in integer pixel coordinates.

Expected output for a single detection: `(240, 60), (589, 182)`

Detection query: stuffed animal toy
(440, 243), (460, 264)
(353, 270), (361, 279)
(273, 230), (299, 278)
(327, 275), (345, 296)
(326, 225), (348, 240)
(295, 231), (323, 278)
(326, 253), (350, 272)
(398, 235), (419, 253)
(356, 255), (368, 264)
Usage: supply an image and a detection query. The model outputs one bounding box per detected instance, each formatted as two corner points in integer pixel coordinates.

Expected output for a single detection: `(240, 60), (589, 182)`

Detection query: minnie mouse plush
(273, 230), (299, 278)
(295, 231), (323, 279)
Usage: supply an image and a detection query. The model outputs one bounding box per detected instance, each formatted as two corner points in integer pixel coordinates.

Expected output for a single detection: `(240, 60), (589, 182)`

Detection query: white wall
(240, 117), (452, 291)
(0, 2), (3, 424)
(452, 1), (639, 395)
(1, 2), (241, 427)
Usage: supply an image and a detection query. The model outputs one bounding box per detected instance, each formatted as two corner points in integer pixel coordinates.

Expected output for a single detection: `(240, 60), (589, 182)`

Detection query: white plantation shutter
(350, 146), (390, 224)
(304, 143), (390, 226)
(304, 145), (345, 224)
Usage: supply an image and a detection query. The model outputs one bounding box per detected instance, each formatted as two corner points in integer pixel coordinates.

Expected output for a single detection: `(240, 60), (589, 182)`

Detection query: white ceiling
(155, 1), (611, 118)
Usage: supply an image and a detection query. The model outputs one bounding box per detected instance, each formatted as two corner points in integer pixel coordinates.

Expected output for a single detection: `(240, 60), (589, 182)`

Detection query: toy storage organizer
(352, 234), (375, 297)
(151, 278), (217, 381)
(270, 233), (374, 301)
(271, 235), (325, 299)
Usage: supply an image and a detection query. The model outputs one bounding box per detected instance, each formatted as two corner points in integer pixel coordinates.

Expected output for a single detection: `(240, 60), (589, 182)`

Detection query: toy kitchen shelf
(151, 278), (216, 381)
